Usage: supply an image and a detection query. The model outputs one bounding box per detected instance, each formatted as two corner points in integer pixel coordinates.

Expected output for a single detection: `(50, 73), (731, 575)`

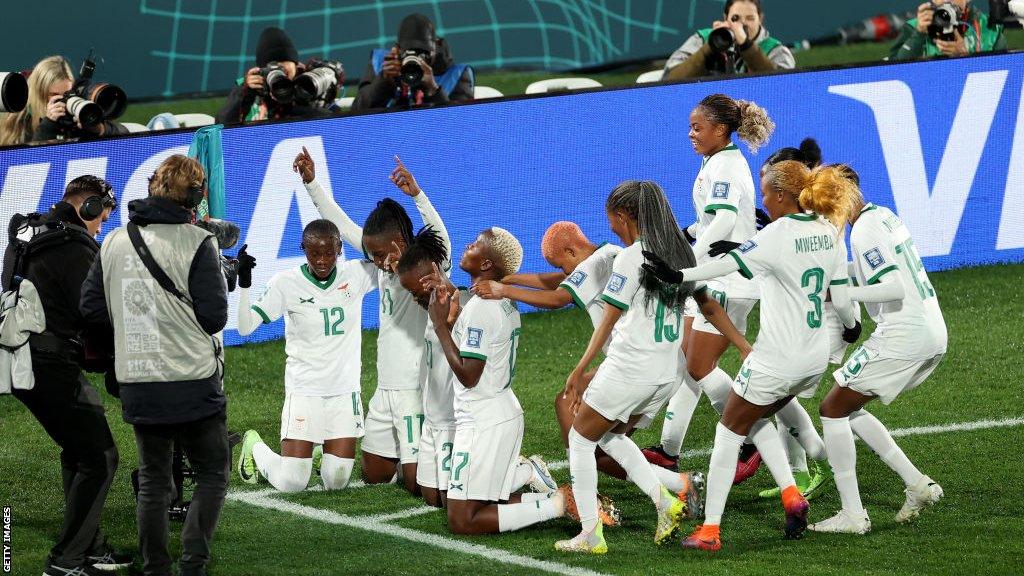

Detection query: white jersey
(598, 241), (684, 385)
(850, 204), (947, 360)
(558, 243), (622, 330)
(692, 143), (759, 299)
(423, 289), (471, 428)
(452, 296), (523, 427)
(251, 261), (377, 396)
(728, 213), (847, 380)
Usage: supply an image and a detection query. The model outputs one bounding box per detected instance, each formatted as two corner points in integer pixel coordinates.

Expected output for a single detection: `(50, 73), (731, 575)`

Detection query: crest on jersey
(567, 270), (587, 287)
(607, 273), (627, 294)
(712, 181), (730, 199)
(467, 327), (483, 348)
(864, 248), (885, 269)
(738, 240), (757, 253)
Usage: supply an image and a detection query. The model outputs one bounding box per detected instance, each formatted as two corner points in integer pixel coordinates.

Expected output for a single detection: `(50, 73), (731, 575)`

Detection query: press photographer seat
(174, 113), (216, 128)
(635, 70), (664, 83)
(524, 77), (602, 94)
(473, 86), (503, 99)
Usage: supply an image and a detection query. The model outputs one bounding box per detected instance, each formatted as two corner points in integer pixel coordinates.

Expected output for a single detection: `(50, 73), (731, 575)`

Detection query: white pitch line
(227, 491), (612, 576)
(362, 505), (438, 522)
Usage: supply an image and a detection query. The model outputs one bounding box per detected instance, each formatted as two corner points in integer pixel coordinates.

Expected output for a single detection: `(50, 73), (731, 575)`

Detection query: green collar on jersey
(301, 264), (337, 289)
(784, 212), (817, 221)
(701, 142), (738, 168)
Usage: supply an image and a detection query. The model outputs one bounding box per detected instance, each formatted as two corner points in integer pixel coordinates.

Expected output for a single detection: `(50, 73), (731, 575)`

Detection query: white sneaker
(809, 509), (871, 534)
(895, 476), (943, 523)
(554, 523), (607, 554)
(526, 455), (558, 493)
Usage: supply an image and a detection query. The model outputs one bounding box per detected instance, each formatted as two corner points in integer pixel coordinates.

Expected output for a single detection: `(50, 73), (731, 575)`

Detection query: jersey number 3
(801, 267), (825, 328)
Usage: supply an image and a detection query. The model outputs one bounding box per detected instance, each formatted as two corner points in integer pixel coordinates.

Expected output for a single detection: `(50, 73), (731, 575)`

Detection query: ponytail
(764, 137), (822, 171)
(364, 198), (415, 245)
(764, 160), (863, 230)
(395, 225), (447, 274)
(698, 94), (775, 154)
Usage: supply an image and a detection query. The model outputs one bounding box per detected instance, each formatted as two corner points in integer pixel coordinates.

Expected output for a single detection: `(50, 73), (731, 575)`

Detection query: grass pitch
(2, 263), (1023, 575)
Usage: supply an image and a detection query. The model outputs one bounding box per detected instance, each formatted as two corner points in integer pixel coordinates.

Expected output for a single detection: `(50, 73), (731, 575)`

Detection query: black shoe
(179, 568), (208, 576)
(87, 543), (134, 571)
(43, 562), (108, 576)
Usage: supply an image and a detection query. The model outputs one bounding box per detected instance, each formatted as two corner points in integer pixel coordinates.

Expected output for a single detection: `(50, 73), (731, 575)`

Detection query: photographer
(80, 155), (231, 576)
(0, 56), (126, 146)
(351, 13), (474, 111)
(1, 176), (131, 575)
(215, 27), (340, 124)
(663, 0), (794, 80)
(890, 1), (1005, 60)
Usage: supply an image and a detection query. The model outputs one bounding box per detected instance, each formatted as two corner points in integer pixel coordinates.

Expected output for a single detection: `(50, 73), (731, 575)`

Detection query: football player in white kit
(810, 183), (948, 535)
(427, 227), (567, 535)
(646, 94), (774, 482)
(294, 148), (450, 493)
(643, 161), (862, 551)
(236, 219), (377, 492)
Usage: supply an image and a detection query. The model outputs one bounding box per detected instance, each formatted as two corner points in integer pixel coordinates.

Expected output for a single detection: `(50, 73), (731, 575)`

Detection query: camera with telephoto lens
(708, 27), (736, 53)
(294, 58), (345, 104)
(195, 218), (241, 292)
(0, 71), (28, 113)
(399, 49), (431, 88)
(60, 51), (127, 129)
(928, 2), (969, 41)
(259, 61), (294, 103)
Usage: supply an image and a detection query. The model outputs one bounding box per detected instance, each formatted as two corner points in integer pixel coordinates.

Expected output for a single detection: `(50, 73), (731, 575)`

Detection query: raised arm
(390, 156), (452, 270)
(293, 146), (364, 250)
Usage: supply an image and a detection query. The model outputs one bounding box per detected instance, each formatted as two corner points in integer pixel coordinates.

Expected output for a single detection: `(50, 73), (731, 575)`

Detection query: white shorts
(280, 391), (364, 443)
(446, 416), (524, 502)
(834, 346), (944, 405)
(692, 290), (755, 336)
(824, 302), (860, 365)
(361, 388), (425, 464)
(583, 372), (679, 424)
(416, 422), (456, 490)
(733, 360), (822, 407)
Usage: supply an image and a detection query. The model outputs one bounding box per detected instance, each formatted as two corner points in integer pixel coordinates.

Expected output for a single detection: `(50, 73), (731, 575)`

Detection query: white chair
(335, 96), (355, 111)
(121, 122), (149, 133)
(473, 85), (504, 99)
(174, 113), (216, 128)
(524, 77), (602, 95)
(636, 70), (664, 84)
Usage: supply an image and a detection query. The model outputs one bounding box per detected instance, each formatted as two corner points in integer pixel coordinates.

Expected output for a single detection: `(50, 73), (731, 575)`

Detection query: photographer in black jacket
(80, 155), (234, 576)
(2, 176), (132, 576)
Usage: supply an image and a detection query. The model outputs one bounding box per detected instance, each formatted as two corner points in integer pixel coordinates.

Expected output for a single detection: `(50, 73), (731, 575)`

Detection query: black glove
(641, 250), (685, 284)
(842, 320), (862, 344)
(755, 208), (772, 230)
(708, 240), (741, 258)
(236, 243), (256, 288)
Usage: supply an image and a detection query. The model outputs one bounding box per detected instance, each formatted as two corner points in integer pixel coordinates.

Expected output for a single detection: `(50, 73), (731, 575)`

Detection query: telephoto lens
(0, 71), (28, 113)
(64, 94), (104, 127)
(400, 51), (427, 88)
(708, 27), (736, 53)
(84, 82), (127, 120)
(261, 63), (294, 103)
(294, 61), (343, 104)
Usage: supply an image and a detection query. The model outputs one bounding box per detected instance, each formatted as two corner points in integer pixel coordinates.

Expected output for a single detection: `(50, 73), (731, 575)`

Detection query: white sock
(512, 460), (534, 492)
(659, 372), (701, 456)
(601, 433), (663, 506)
(699, 368), (734, 415)
(777, 418), (809, 472)
(568, 428), (600, 532)
(775, 399), (826, 461)
(704, 422), (745, 525)
(497, 494), (563, 532)
(651, 465), (685, 493)
(253, 442), (311, 493)
(321, 454), (354, 490)
(822, 416), (864, 515)
(520, 492), (554, 503)
(748, 419), (797, 490)
(850, 409), (924, 487)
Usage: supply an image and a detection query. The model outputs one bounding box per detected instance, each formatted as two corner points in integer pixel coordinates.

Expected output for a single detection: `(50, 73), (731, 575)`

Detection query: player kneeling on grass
(557, 181), (702, 554)
(643, 161), (861, 551)
(808, 169), (947, 535)
(236, 219), (377, 492)
(426, 227), (568, 535)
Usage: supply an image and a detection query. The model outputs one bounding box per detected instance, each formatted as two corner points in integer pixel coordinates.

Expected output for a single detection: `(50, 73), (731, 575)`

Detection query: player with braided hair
(295, 148), (451, 493)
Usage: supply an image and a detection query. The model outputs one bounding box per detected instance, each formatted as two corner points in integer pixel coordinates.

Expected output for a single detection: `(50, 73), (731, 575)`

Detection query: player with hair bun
(423, 226), (568, 535)
(643, 161), (862, 551)
(647, 93), (774, 481)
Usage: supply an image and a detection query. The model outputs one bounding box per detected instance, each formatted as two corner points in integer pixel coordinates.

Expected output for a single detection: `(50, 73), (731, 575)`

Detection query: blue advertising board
(3, 52), (1023, 345)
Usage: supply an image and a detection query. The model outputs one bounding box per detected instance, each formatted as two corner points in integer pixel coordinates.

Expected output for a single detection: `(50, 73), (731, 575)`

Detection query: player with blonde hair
(644, 161), (862, 551)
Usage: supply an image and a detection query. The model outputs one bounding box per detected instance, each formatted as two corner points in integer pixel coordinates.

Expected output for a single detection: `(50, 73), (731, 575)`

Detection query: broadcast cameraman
(215, 26), (341, 124)
(890, 1), (1006, 60)
(80, 155), (236, 576)
(663, 0), (794, 80)
(1, 176), (132, 575)
(351, 13), (474, 111)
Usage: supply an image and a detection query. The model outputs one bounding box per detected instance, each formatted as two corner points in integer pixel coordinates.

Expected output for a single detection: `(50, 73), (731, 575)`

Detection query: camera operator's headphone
(184, 178), (207, 209)
(78, 176), (116, 222)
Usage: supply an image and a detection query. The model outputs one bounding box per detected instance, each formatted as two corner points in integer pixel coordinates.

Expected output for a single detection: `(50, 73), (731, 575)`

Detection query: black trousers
(13, 350), (118, 568)
(134, 412), (229, 576)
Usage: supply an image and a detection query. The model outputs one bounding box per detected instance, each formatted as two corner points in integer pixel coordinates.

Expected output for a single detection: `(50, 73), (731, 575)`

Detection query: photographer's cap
(256, 27), (300, 67)
(397, 14), (436, 53)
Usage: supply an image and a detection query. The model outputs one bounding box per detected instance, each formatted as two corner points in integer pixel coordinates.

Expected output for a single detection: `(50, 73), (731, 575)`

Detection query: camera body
(928, 2), (968, 41)
(399, 49), (431, 88)
(294, 59), (345, 105)
(259, 61), (295, 104)
(195, 218), (241, 292)
(60, 52), (127, 129)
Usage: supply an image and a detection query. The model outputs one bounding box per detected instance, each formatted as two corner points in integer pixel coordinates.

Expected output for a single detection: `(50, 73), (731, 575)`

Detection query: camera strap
(126, 222), (193, 306)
